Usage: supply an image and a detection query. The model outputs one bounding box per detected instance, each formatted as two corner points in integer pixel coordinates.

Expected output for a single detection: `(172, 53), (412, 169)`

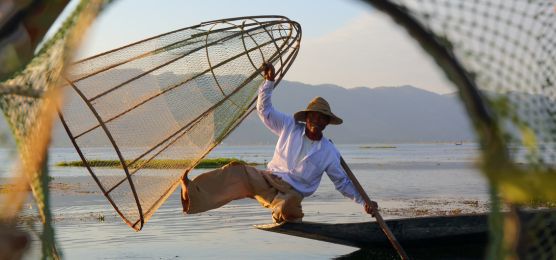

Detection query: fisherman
(181, 63), (376, 223)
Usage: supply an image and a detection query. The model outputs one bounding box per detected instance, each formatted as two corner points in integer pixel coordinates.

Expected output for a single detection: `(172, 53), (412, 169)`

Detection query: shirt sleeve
(256, 80), (294, 136)
(325, 154), (365, 205)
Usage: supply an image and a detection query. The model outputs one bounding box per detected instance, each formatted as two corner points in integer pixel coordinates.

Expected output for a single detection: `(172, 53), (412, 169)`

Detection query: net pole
(339, 156), (410, 260)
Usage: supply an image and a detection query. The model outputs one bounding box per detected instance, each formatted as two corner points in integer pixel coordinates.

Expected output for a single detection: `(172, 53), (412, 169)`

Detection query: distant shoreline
(41, 142), (480, 149)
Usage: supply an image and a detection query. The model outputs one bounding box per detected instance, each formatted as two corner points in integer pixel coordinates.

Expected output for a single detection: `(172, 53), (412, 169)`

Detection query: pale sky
(73, 0), (455, 94)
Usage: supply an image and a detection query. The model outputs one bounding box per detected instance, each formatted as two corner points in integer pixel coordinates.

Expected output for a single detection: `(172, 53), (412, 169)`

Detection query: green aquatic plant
(55, 158), (259, 169)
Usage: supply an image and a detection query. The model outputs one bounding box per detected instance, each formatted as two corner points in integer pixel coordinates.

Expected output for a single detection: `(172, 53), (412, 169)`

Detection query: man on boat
(181, 63), (376, 223)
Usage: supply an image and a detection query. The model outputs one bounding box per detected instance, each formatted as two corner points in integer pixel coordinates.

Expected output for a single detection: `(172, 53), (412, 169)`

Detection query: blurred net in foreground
(360, 0), (555, 258)
(0, 0), (108, 258)
(59, 16), (301, 231)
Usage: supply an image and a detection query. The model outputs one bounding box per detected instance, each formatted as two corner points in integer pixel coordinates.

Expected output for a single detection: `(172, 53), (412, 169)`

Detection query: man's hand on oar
(364, 200), (379, 217)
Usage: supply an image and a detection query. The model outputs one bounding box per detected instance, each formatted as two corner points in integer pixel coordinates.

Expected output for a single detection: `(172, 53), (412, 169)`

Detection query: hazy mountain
(7, 79), (474, 147)
(224, 81), (474, 144)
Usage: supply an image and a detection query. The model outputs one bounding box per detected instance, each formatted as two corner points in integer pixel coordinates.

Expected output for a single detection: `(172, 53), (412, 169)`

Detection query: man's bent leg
(270, 191), (304, 223)
(265, 176), (304, 223)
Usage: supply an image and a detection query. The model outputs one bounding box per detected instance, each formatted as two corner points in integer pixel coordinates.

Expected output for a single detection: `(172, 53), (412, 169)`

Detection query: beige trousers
(183, 162), (304, 223)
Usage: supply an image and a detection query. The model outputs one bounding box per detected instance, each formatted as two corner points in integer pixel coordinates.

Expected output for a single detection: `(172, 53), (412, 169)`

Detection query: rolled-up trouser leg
(185, 163), (258, 214)
(184, 163), (304, 222)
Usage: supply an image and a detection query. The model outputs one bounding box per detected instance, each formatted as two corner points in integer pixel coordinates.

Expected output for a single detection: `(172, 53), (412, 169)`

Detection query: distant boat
(455, 141), (463, 145)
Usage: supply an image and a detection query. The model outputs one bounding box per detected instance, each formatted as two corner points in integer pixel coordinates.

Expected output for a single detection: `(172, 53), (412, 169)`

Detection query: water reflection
(337, 242), (486, 260)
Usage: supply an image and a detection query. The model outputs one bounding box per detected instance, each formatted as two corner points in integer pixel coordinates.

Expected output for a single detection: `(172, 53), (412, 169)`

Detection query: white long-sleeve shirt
(256, 80), (364, 204)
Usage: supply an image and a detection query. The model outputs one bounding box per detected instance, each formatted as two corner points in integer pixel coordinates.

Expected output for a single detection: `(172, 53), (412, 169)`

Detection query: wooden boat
(255, 213), (488, 250)
(256, 209), (556, 258)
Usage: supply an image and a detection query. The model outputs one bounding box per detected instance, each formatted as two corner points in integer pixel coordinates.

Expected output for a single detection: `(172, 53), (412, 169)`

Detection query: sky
(73, 0), (456, 94)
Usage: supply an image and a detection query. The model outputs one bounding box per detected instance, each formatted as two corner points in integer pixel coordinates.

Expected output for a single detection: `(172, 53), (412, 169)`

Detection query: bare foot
(180, 175), (190, 213)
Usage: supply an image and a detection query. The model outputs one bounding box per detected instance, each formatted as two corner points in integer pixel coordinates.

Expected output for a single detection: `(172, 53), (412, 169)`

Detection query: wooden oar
(339, 156), (410, 260)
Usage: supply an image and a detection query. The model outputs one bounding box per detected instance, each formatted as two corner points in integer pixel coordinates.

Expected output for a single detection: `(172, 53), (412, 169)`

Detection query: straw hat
(293, 97), (343, 125)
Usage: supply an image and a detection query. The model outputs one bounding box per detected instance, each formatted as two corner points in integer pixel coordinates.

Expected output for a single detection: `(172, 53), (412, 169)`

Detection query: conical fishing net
(360, 0), (555, 258)
(59, 16), (301, 231)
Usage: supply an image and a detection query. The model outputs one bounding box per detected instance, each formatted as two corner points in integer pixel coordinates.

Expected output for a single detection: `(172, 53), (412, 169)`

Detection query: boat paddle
(339, 156), (410, 260)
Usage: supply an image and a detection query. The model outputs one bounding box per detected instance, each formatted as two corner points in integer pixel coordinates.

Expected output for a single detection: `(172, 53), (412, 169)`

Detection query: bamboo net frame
(59, 15), (301, 231)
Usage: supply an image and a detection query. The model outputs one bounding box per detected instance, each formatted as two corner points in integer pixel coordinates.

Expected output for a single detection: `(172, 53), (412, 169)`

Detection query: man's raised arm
(256, 63), (293, 135)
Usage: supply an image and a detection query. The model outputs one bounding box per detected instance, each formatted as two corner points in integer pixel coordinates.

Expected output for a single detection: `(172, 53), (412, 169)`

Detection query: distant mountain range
(225, 80), (474, 144)
(2, 80), (475, 147)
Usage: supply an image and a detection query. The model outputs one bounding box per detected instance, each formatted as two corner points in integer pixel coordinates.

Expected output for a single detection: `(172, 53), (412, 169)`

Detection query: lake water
(1, 143), (490, 259)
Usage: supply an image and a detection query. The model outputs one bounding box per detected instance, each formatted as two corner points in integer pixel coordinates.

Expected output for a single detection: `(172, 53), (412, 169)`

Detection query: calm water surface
(1, 143), (488, 259)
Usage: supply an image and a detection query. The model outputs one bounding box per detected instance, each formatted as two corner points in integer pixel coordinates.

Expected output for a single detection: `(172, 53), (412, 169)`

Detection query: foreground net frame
(360, 0), (556, 258)
(59, 15), (301, 231)
(0, 0), (109, 257)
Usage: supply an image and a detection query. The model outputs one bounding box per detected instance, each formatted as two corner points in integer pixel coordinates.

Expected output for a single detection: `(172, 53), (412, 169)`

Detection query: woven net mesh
(362, 0), (556, 258)
(59, 16), (301, 231)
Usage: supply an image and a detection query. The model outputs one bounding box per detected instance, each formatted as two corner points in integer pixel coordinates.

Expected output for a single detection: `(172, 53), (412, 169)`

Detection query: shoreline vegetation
(55, 158), (261, 169)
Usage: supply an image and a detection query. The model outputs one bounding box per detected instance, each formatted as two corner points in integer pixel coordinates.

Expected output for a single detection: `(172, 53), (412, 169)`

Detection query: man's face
(305, 111), (330, 134)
